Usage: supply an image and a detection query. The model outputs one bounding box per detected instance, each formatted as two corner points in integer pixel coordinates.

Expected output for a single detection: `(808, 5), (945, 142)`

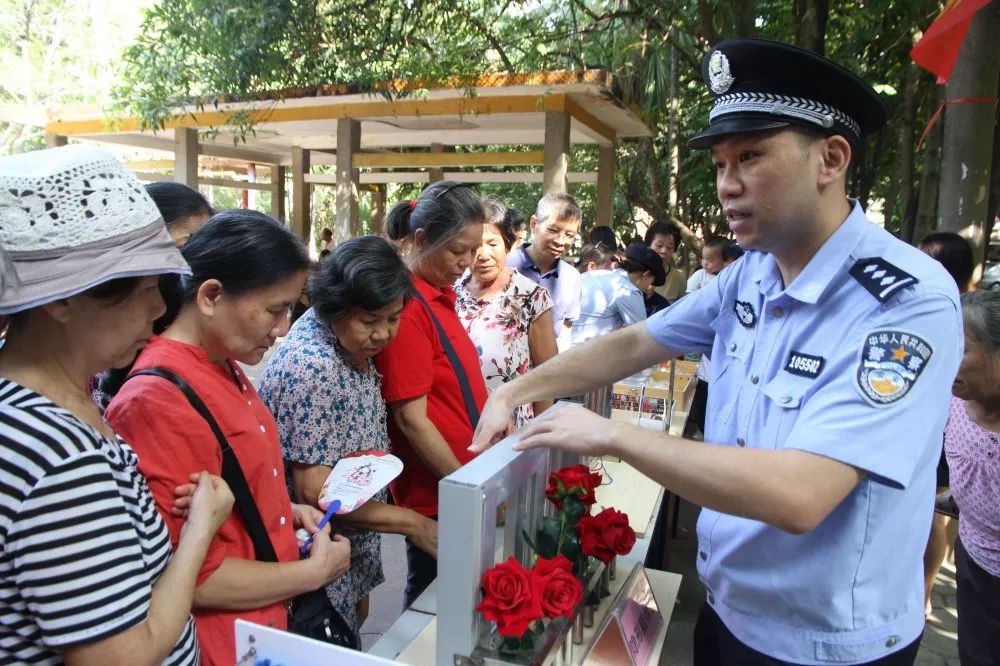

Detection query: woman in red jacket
(377, 181), (488, 605)
(106, 210), (351, 665)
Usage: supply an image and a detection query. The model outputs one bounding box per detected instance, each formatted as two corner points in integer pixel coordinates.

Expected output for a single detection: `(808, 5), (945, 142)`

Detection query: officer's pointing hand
(469, 385), (518, 453)
(512, 403), (619, 458)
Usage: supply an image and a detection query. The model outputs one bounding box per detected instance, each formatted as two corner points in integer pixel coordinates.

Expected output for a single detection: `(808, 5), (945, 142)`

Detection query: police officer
(470, 39), (962, 665)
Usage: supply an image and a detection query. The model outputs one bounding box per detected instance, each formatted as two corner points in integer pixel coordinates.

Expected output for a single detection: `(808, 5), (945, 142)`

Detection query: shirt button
(729, 343), (737, 352)
(780, 395), (793, 405)
(750, 375), (759, 384)
(247, 400), (252, 406)
(273, 468), (278, 478)
(772, 307), (784, 318)
(737, 438), (746, 447)
(699, 551), (708, 561)
(885, 636), (899, 648)
(259, 424), (266, 433)
(280, 516), (286, 526)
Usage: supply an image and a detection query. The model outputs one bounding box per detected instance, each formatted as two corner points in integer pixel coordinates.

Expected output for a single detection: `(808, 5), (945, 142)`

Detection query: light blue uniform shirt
(646, 202), (962, 664)
(572, 269), (647, 345)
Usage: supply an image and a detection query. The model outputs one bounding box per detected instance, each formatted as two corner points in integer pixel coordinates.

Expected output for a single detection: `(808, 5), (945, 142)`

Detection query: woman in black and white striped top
(0, 145), (233, 665)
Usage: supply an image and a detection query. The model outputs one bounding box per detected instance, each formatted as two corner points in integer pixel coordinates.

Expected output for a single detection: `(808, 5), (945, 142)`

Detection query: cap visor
(688, 117), (791, 150)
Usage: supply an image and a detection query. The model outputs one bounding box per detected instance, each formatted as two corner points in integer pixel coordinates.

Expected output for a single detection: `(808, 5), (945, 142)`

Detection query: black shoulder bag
(411, 291), (480, 428)
(126, 367), (359, 649)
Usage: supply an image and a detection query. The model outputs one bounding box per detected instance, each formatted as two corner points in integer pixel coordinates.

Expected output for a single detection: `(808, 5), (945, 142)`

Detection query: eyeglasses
(541, 225), (578, 242)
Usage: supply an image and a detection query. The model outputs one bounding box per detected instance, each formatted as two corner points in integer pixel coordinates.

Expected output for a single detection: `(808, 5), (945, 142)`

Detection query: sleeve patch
(856, 328), (933, 407)
(849, 257), (918, 303)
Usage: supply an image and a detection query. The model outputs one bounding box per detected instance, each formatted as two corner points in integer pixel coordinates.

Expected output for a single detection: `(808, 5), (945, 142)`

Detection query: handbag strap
(126, 367), (279, 563)
(411, 290), (480, 428)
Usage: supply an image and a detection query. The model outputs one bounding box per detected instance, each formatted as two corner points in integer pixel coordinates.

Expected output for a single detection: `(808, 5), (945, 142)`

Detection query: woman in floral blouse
(258, 236), (437, 633)
(455, 197), (558, 428)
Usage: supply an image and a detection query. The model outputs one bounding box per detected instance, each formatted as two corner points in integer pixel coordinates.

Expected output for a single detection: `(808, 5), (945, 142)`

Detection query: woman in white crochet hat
(0, 145), (233, 666)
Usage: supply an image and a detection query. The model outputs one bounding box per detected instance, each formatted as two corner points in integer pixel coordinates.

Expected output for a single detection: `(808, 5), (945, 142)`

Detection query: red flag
(911, 0), (995, 83)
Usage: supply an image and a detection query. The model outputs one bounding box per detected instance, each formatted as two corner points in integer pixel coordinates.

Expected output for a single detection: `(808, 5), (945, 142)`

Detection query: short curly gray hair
(962, 291), (1000, 353)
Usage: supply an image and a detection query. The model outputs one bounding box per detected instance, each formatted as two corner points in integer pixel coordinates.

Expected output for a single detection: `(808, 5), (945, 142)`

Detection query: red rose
(545, 464), (603, 508)
(532, 555), (584, 619)
(578, 508), (636, 563)
(476, 556), (544, 637)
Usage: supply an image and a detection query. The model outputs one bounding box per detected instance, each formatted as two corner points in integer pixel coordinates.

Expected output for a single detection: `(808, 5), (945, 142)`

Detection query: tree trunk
(889, 63), (919, 238)
(794, 0), (829, 55)
(667, 37), (680, 216)
(915, 86), (946, 243)
(734, 0), (757, 38)
(937, 2), (1000, 273)
(987, 91), (1000, 248)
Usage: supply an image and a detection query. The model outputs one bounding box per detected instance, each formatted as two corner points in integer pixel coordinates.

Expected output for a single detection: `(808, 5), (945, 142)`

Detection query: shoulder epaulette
(849, 257), (919, 303)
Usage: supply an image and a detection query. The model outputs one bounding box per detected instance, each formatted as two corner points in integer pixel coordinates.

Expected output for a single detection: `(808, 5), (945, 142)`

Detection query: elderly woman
(918, 231), (974, 613)
(378, 181), (488, 605)
(106, 211), (351, 665)
(945, 291), (1000, 665)
(454, 197), (557, 428)
(0, 145), (232, 665)
(258, 235), (437, 633)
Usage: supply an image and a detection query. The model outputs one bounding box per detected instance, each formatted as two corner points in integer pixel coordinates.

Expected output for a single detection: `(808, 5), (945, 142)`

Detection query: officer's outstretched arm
(513, 291), (962, 535)
(469, 323), (674, 452)
(514, 404), (863, 535)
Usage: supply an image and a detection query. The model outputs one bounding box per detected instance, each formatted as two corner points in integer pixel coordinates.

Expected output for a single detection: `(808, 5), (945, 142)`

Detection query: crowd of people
(0, 37), (998, 666)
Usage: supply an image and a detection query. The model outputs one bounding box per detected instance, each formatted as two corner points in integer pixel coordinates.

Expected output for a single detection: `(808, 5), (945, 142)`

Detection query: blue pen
(299, 499), (341, 557)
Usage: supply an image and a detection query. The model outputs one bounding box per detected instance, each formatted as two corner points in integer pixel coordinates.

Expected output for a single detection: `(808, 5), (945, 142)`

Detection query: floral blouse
(454, 269), (553, 428)
(257, 308), (389, 632)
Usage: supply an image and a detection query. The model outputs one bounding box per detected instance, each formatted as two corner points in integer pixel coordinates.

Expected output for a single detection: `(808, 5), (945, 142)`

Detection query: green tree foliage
(113, 0), (951, 249)
(0, 0), (152, 154)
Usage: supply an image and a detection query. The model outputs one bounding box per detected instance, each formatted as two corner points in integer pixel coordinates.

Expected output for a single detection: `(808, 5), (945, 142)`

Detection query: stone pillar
(596, 143), (616, 227)
(270, 165), (287, 222)
(336, 119), (361, 243)
(291, 147), (311, 242)
(543, 110), (570, 195)
(174, 128), (199, 188)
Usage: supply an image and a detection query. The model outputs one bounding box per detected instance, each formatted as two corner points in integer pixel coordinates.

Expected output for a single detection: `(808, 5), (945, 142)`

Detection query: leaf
(535, 526), (558, 559)
(562, 495), (587, 524)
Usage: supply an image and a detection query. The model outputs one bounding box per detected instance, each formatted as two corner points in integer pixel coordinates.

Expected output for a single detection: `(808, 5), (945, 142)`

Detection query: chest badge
(785, 351), (825, 379)
(856, 328), (933, 407)
(734, 300), (757, 328)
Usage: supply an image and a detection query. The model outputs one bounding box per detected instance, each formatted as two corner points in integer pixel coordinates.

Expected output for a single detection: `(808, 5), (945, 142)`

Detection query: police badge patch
(856, 329), (933, 407)
(734, 300), (756, 328)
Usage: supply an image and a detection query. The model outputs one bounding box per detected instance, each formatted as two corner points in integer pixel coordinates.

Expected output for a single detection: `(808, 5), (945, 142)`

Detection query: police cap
(688, 39), (888, 150)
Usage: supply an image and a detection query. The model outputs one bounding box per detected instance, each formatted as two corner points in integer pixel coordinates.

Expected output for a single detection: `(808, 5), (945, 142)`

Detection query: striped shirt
(0, 378), (198, 665)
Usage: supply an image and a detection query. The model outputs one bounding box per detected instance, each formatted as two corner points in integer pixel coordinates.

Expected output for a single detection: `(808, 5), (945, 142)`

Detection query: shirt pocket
(709, 312), (751, 426)
(761, 375), (810, 450)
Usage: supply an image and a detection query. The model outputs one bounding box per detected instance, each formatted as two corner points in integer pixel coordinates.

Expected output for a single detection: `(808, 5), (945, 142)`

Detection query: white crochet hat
(0, 144), (190, 314)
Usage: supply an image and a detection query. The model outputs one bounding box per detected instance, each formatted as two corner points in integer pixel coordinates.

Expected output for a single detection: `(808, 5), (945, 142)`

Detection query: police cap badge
(689, 39), (888, 150)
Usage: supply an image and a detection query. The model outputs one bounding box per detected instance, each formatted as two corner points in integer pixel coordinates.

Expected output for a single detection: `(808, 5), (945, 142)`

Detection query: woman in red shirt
(376, 181), (488, 605)
(106, 210), (351, 665)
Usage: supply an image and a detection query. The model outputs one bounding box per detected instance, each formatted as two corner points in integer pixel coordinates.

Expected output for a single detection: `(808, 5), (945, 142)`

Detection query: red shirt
(375, 274), (488, 516)
(105, 336), (299, 666)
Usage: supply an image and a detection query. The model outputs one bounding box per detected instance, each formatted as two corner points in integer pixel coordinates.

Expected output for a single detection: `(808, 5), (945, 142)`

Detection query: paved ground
(359, 502), (961, 664)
